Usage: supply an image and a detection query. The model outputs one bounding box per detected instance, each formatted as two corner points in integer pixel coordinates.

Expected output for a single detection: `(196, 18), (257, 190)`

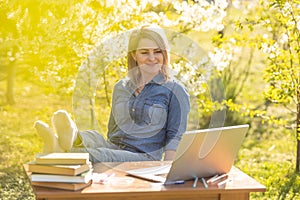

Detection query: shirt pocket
(144, 99), (167, 126)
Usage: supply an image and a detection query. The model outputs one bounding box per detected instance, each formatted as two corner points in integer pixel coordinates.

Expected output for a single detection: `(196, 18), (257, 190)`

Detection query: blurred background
(0, 0), (299, 199)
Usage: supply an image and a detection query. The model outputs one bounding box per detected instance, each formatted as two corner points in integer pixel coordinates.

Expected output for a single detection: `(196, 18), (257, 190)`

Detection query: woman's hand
(163, 150), (176, 161)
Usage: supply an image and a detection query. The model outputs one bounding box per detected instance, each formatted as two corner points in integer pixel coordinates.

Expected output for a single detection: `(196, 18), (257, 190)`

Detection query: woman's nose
(148, 52), (156, 60)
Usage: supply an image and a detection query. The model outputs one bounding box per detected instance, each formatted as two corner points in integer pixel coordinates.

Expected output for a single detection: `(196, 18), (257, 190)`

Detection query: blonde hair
(127, 25), (170, 86)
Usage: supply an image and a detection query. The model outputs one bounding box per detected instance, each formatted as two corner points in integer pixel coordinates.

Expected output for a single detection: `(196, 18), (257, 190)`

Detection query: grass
(1, 68), (300, 200)
(238, 125), (300, 199)
(0, 76), (73, 200)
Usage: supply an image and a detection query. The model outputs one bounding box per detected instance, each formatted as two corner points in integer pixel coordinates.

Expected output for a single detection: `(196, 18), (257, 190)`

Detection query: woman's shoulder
(164, 76), (188, 93)
(114, 77), (130, 89)
(166, 77), (190, 107)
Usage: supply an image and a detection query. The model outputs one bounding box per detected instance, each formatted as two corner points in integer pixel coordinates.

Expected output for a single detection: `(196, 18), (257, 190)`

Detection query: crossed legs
(34, 110), (78, 153)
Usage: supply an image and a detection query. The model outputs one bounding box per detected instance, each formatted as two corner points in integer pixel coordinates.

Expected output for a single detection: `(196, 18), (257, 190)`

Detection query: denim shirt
(107, 73), (190, 160)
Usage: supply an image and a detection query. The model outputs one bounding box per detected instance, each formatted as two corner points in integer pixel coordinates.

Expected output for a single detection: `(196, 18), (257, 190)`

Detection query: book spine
(30, 171), (92, 183)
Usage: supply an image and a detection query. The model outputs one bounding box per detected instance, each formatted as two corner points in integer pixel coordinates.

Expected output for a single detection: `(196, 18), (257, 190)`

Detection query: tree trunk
(7, 61), (16, 104)
(297, 135), (300, 173)
(296, 99), (300, 172)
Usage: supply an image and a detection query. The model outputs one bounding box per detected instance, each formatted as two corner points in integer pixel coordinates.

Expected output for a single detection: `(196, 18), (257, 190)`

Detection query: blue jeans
(70, 130), (154, 163)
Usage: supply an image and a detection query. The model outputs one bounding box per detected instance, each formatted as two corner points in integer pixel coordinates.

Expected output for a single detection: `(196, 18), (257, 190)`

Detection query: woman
(35, 25), (190, 162)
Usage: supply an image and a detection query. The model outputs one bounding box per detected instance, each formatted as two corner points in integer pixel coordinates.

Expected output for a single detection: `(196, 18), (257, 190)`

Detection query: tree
(1, 0), (231, 130)
(258, 0), (300, 172)
(213, 0), (300, 172)
(0, 1), (19, 104)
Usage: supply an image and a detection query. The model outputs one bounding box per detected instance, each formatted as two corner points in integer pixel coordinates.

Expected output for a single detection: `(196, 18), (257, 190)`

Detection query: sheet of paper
(126, 164), (171, 176)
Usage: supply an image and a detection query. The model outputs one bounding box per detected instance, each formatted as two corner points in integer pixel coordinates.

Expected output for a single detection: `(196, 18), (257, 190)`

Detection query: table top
(30, 161), (266, 199)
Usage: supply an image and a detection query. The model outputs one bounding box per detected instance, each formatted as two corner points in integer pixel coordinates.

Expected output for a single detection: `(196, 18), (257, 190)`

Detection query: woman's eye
(138, 50), (162, 55)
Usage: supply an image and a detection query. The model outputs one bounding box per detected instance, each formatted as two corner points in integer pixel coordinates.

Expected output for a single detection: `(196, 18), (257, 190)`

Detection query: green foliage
(257, 0), (300, 170)
(236, 126), (300, 200)
(1, 0), (300, 198)
(203, 0), (300, 171)
(256, 0), (300, 106)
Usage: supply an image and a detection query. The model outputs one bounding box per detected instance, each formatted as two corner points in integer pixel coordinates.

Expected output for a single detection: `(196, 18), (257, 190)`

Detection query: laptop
(126, 124), (249, 184)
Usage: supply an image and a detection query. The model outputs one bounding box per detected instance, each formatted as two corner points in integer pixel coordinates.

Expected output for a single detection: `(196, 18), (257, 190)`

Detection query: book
(27, 161), (91, 176)
(30, 170), (93, 183)
(31, 180), (92, 191)
(35, 153), (89, 165)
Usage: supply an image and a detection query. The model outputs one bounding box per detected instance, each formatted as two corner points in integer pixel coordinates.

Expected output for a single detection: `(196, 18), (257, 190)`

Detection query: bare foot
(52, 110), (78, 151)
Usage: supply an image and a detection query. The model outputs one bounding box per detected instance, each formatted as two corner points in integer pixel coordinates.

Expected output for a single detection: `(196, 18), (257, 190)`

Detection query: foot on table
(52, 110), (78, 151)
(34, 120), (63, 153)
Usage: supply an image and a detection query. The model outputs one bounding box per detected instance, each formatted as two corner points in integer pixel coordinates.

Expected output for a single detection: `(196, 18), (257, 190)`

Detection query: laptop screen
(165, 124), (249, 183)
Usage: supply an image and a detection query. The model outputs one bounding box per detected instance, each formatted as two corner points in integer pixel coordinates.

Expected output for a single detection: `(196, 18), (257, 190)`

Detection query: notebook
(126, 124), (249, 184)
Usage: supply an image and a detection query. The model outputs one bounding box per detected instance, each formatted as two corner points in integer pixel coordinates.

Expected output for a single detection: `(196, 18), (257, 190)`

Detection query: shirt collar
(126, 73), (166, 91)
(149, 73), (165, 85)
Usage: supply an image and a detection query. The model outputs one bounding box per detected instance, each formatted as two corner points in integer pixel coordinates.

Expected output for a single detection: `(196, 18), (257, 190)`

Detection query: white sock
(34, 120), (63, 153)
(52, 110), (78, 151)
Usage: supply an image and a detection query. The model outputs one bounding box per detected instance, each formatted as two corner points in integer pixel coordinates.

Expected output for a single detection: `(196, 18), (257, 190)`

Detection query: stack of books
(25, 153), (93, 191)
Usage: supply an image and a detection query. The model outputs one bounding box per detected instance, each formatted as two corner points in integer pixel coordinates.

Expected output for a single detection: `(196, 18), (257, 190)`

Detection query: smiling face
(133, 38), (164, 79)
(127, 26), (170, 86)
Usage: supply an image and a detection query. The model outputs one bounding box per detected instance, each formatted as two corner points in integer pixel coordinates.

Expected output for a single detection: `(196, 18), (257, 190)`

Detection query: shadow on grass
(277, 169), (300, 200)
(0, 137), (35, 200)
(0, 165), (35, 200)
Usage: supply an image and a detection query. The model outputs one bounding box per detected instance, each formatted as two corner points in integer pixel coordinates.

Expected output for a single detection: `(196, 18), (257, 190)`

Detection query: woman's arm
(164, 82), (190, 158)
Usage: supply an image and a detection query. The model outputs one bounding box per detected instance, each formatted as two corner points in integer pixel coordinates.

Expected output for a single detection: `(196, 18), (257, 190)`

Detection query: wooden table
(29, 161), (266, 200)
